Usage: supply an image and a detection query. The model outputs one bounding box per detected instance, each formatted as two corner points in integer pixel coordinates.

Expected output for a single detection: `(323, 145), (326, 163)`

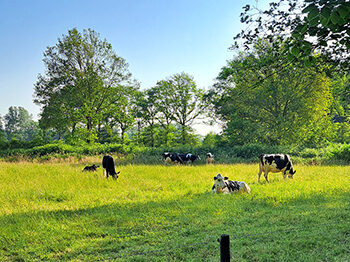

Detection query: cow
(258, 154), (296, 182)
(82, 164), (99, 172)
(102, 155), (120, 179)
(162, 152), (184, 165)
(178, 153), (201, 164)
(206, 153), (215, 164)
(212, 173), (251, 194)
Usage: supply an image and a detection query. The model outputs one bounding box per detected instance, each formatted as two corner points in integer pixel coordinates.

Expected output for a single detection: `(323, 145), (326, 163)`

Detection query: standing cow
(162, 153), (184, 165)
(102, 155), (120, 180)
(178, 153), (201, 164)
(258, 154), (296, 182)
(206, 153), (215, 164)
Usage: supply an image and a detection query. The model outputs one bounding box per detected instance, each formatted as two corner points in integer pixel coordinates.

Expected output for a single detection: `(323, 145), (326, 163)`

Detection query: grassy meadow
(0, 160), (350, 261)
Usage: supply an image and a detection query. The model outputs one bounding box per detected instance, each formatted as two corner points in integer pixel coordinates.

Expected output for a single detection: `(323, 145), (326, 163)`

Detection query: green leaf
(301, 25), (308, 34)
(304, 58), (311, 67)
(302, 4), (318, 14)
(320, 6), (331, 19)
(287, 52), (294, 62)
(330, 11), (340, 24)
(309, 15), (319, 27)
(320, 16), (330, 27)
(337, 5), (349, 19)
(290, 46), (299, 56)
(311, 56), (316, 64)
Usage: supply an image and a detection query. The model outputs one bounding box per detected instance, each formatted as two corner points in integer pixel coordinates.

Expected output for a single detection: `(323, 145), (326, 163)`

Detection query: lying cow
(258, 154), (296, 182)
(102, 155), (120, 179)
(212, 173), (251, 194)
(82, 164), (99, 172)
(178, 153), (201, 164)
(206, 153), (215, 164)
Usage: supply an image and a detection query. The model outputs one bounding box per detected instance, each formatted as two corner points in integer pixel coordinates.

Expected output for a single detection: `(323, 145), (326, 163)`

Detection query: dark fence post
(218, 234), (230, 262)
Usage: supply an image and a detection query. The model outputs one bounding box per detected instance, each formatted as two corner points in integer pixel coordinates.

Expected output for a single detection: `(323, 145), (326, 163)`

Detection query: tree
(234, 0), (349, 70)
(34, 28), (135, 143)
(0, 115), (6, 144)
(153, 80), (176, 146)
(3, 106), (39, 141)
(208, 40), (334, 146)
(135, 88), (160, 147)
(159, 73), (205, 145)
(102, 85), (139, 144)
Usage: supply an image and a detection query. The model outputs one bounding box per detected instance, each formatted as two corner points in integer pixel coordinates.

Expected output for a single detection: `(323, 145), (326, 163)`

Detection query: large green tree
(208, 40), (334, 146)
(34, 28), (135, 143)
(157, 73), (205, 145)
(3, 106), (40, 141)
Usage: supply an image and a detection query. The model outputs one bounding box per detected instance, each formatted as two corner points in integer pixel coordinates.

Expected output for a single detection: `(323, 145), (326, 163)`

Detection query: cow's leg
(258, 164), (263, 182)
(282, 171), (287, 179)
(264, 170), (269, 183)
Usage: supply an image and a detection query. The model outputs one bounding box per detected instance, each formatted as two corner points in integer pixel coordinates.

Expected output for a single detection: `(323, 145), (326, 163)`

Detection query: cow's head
(112, 171), (120, 180)
(288, 168), (296, 179)
(213, 173), (228, 192)
(196, 155), (201, 160)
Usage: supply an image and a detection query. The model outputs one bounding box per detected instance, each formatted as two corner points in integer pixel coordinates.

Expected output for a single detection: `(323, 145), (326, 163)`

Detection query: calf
(258, 154), (296, 182)
(102, 155), (120, 179)
(82, 164), (99, 172)
(206, 153), (215, 164)
(212, 173), (251, 194)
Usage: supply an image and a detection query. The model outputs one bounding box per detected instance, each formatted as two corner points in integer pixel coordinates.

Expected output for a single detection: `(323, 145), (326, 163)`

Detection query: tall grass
(0, 162), (349, 261)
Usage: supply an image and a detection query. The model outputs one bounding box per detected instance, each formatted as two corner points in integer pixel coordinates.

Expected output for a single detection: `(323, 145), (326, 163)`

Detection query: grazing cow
(162, 152), (184, 165)
(206, 153), (215, 164)
(178, 153), (201, 164)
(258, 154), (296, 182)
(82, 164), (99, 172)
(102, 155), (120, 179)
(212, 173), (251, 194)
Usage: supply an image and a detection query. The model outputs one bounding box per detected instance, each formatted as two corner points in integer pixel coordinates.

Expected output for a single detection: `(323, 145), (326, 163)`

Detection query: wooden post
(218, 234), (230, 262)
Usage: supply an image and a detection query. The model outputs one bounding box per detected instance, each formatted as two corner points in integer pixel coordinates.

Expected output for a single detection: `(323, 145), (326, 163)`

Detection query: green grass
(0, 161), (350, 261)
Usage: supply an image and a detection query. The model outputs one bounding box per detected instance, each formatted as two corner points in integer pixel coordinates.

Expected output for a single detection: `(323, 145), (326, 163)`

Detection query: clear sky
(0, 0), (270, 134)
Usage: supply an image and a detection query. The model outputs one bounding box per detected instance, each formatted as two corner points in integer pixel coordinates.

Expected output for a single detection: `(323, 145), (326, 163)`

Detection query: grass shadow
(1, 189), (350, 261)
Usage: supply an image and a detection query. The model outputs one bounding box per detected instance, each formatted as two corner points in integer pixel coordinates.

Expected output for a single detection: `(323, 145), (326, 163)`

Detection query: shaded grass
(0, 163), (350, 261)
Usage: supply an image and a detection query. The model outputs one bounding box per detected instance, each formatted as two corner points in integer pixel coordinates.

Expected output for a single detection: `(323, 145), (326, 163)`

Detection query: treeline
(1, 142), (349, 165)
(1, 0), (349, 160)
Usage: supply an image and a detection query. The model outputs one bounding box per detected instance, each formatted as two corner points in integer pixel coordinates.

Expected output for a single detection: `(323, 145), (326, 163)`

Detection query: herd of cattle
(82, 153), (296, 194)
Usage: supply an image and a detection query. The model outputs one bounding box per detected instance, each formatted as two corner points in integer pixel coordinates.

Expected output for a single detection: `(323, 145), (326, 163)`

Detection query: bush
(0, 141), (349, 164)
(329, 144), (350, 162)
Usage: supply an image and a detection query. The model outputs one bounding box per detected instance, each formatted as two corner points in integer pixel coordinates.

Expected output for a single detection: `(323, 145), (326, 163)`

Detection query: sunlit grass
(0, 162), (349, 261)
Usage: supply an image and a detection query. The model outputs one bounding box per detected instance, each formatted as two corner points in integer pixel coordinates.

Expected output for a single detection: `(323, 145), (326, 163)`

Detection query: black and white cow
(212, 173), (251, 194)
(82, 164), (99, 172)
(102, 155), (120, 179)
(178, 153), (201, 164)
(162, 153), (184, 165)
(258, 154), (296, 182)
(206, 153), (215, 164)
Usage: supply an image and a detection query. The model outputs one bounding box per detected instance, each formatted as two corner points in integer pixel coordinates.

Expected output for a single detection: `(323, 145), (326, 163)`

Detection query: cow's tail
(258, 154), (264, 165)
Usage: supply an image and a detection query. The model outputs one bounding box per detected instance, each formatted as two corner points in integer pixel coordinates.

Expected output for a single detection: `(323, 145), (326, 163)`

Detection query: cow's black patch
(261, 154), (290, 171)
(226, 180), (240, 192)
(102, 155), (119, 179)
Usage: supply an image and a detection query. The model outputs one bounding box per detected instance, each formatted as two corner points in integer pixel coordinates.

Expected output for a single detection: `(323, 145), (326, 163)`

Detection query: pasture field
(0, 161), (350, 261)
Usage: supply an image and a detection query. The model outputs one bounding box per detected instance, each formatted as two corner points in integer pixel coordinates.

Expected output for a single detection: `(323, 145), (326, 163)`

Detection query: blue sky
(0, 0), (270, 132)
